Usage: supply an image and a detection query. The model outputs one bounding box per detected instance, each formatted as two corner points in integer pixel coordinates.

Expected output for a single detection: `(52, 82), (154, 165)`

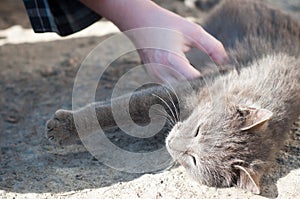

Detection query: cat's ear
(234, 164), (262, 194)
(236, 106), (273, 131)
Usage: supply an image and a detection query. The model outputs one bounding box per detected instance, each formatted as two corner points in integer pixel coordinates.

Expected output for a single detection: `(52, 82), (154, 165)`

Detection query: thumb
(142, 49), (201, 83)
(144, 53), (201, 84)
(167, 52), (201, 80)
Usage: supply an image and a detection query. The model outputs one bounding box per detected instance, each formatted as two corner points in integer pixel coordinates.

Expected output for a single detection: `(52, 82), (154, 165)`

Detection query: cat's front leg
(45, 86), (183, 145)
(46, 101), (114, 145)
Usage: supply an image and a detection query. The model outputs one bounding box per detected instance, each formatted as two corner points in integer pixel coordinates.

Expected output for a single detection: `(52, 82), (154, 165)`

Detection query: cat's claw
(45, 109), (78, 145)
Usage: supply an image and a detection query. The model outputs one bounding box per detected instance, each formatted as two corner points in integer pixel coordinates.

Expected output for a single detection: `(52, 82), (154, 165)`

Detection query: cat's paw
(46, 109), (79, 145)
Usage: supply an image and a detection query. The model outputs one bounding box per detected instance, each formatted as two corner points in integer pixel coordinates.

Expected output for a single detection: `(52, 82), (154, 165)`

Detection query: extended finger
(190, 26), (229, 65)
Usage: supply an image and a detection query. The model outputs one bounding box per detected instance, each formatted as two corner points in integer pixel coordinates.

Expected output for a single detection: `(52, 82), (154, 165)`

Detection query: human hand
(81, 0), (228, 83)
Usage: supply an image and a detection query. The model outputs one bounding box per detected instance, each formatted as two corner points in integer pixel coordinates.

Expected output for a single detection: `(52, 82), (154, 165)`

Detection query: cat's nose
(167, 137), (191, 152)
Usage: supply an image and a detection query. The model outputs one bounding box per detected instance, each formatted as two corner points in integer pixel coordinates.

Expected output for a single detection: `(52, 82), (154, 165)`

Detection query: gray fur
(46, 0), (300, 194)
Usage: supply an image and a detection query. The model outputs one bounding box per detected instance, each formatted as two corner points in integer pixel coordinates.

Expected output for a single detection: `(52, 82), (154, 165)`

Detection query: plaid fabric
(23, 0), (101, 36)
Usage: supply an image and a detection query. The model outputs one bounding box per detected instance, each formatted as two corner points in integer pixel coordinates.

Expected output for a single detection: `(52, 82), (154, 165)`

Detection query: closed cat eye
(190, 155), (197, 165)
(184, 151), (197, 166)
(194, 126), (200, 137)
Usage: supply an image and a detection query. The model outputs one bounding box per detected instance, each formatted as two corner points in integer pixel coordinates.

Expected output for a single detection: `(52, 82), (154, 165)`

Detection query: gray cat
(46, 0), (300, 194)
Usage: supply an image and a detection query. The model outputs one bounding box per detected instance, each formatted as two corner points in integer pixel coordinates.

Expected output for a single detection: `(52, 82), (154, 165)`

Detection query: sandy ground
(0, 0), (299, 198)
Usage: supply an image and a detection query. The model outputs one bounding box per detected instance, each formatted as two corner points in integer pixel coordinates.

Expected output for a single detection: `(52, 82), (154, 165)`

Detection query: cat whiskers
(164, 87), (180, 122)
(151, 106), (176, 127)
(152, 92), (179, 126)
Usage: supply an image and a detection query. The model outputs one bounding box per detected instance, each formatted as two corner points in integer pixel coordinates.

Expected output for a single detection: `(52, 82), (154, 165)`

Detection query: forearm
(80, 0), (187, 31)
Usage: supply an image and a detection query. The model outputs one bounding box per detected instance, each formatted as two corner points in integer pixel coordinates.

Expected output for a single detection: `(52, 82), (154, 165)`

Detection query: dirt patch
(0, 0), (31, 29)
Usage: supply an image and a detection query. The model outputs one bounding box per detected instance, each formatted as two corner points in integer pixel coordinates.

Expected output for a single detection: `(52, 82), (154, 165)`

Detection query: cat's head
(166, 103), (273, 194)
